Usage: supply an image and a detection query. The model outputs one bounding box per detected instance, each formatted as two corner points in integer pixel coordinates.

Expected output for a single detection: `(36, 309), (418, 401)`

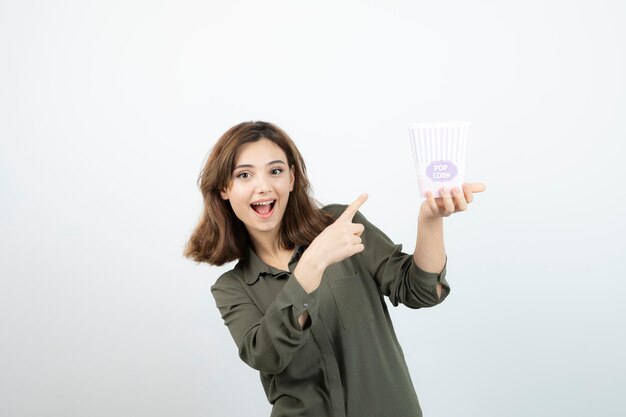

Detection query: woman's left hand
(420, 182), (486, 219)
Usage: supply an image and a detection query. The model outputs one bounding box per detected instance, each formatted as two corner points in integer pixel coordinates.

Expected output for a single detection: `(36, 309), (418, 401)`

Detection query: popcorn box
(409, 122), (470, 198)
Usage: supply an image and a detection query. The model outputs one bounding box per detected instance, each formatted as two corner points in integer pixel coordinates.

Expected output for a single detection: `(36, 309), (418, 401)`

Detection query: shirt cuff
(411, 255), (451, 304)
(277, 275), (320, 330)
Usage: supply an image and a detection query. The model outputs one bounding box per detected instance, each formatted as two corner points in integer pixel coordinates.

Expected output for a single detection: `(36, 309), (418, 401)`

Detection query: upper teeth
(252, 201), (274, 206)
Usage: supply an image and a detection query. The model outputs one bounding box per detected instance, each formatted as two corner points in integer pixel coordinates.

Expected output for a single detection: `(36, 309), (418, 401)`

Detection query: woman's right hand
(308, 193), (369, 268)
(294, 193), (368, 294)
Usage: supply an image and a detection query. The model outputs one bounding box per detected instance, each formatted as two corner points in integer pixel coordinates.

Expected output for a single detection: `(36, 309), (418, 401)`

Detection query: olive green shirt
(211, 204), (450, 417)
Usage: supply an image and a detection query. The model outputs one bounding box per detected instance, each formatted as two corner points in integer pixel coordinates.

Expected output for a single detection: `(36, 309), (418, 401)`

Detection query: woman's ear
(289, 165), (295, 192)
(220, 189), (229, 200)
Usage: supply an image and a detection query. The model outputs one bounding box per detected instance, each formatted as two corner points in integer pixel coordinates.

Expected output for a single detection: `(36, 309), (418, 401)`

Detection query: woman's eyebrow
(234, 160), (286, 170)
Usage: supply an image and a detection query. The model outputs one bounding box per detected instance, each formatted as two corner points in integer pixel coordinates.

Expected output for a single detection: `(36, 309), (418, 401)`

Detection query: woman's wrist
(419, 200), (444, 223)
(293, 251), (326, 294)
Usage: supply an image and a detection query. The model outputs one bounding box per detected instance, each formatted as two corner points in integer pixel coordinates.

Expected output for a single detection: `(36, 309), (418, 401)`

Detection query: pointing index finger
(339, 193), (368, 222)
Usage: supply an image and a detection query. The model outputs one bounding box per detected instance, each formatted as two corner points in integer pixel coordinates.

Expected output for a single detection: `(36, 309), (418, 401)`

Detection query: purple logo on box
(426, 160), (458, 182)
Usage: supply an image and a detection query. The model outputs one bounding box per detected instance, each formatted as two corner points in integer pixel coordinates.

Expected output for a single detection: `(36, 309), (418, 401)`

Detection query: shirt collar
(241, 244), (304, 285)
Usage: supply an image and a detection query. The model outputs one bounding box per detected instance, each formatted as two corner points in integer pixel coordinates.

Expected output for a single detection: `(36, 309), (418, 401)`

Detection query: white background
(1, 1), (625, 416)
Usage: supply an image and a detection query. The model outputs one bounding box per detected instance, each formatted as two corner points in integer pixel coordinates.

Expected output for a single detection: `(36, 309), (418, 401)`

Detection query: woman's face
(220, 138), (295, 243)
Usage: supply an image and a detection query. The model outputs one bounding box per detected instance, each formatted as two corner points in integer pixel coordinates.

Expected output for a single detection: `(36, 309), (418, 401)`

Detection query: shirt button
(303, 303), (310, 309)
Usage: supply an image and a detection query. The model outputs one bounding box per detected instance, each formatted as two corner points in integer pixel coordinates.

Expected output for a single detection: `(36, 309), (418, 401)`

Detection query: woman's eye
(236, 172), (250, 179)
(271, 168), (283, 175)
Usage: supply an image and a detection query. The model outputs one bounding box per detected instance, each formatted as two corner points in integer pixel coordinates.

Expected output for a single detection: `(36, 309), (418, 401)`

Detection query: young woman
(184, 121), (485, 417)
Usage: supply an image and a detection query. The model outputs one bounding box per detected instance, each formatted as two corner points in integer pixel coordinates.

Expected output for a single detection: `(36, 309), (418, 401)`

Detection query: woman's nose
(254, 174), (272, 193)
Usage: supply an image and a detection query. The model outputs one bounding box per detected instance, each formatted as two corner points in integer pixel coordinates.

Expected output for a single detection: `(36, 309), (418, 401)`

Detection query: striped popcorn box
(409, 121), (470, 199)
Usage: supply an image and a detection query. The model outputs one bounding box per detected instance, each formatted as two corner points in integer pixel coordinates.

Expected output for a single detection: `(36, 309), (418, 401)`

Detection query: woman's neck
(250, 234), (294, 270)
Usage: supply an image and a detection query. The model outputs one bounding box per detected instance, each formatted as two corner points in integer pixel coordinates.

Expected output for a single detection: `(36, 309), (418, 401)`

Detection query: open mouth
(250, 199), (276, 217)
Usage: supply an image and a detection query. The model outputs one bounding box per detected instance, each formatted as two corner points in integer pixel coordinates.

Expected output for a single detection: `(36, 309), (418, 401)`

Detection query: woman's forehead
(233, 138), (288, 166)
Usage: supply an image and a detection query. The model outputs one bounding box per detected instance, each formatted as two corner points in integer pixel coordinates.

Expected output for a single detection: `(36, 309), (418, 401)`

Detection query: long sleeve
(352, 208), (451, 308)
(211, 271), (319, 374)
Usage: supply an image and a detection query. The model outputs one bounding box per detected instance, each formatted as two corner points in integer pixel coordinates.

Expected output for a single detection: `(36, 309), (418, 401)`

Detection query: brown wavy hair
(183, 121), (333, 266)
